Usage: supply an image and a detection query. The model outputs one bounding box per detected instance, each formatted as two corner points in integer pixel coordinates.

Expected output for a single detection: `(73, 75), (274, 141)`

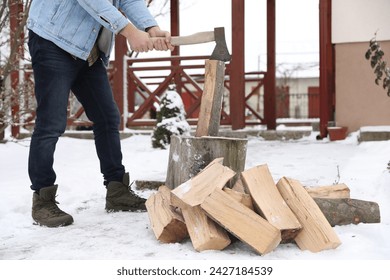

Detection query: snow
(0, 130), (389, 277)
(360, 126), (390, 132)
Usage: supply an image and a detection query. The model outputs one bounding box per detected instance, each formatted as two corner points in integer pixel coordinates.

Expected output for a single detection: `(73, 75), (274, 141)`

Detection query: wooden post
(319, 0), (335, 138)
(9, 1), (24, 138)
(113, 35), (127, 130)
(170, 0), (183, 94)
(170, 0), (180, 56)
(195, 60), (225, 137)
(264, 0), (276, 130)
(230, 0), (245, 130)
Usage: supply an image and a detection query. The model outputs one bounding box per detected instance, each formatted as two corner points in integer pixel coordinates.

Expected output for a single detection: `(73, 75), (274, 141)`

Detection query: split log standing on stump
(195, 60), (225, 137)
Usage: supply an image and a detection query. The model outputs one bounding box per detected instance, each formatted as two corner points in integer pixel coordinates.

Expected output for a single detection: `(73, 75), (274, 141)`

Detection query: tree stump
(165, 135), (248, 189)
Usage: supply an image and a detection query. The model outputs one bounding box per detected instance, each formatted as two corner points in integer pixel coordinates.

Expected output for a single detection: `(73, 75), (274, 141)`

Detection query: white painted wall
(332, 0), (390, 43)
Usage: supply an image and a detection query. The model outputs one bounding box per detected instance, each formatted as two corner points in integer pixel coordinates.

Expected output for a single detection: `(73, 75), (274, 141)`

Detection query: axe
(165, 27), (231, 62)
(167, 27), (231, 136)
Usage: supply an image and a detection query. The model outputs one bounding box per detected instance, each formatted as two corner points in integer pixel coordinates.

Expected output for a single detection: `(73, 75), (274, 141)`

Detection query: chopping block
(165, 135), (247, 189)
(165, 27), (248, 189)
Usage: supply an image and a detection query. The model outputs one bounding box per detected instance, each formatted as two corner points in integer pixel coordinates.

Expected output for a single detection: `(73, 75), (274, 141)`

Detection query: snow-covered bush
(151, 90), (190, 149)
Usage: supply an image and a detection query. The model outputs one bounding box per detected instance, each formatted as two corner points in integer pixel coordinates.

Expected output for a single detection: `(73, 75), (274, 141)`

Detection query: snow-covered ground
(0, 129), (389, 277)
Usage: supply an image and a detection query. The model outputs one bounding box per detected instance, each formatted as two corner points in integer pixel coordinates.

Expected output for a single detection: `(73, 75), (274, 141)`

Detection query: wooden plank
(195, 60), (226, 137)
(171, 162), (235, 207)
(201, 189), (281, 255)
(314, 198), (380, 226)
(145, 186), (188, 243)
(305, 183), (350, 199)
(241, 164), (302, 241)
(181, 205), (231, 252)
(276, 177), (341, 252)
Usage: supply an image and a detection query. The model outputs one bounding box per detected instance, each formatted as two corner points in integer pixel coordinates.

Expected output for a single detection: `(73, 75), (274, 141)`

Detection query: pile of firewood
(145, 159), (380, 255)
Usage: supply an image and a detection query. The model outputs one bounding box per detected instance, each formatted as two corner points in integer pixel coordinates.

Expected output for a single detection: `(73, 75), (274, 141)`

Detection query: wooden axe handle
(170, 31), (215, 46)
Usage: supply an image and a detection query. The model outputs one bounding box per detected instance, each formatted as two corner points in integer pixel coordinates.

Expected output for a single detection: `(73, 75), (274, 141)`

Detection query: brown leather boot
(32, 185), (74, 227)
(105, 173), (146, 212)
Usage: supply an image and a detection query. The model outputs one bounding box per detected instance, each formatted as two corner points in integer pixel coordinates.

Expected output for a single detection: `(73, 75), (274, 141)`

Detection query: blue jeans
(28, 30), (125, 191)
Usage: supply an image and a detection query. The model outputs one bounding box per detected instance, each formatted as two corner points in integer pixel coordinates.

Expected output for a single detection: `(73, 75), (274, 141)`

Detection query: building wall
(335, 41), (390, 132)
(332, 0), (390, 43)
(333, 0), (390, 132)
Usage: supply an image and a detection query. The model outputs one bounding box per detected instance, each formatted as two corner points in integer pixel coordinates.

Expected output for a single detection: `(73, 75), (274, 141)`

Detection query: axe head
(210, 27), (231, 62)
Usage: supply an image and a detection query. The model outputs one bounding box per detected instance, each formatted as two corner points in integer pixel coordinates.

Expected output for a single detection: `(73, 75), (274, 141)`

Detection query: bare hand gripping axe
(170, 27), (231, 62)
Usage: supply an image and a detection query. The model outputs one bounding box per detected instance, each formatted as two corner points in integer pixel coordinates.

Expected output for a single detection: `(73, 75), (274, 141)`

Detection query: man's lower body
(27, 30), (145, 227)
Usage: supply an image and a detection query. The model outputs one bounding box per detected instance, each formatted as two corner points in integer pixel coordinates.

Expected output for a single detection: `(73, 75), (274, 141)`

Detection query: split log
(242, 165), (302, 241)
(231, 176), (246, 194)
(223, 187), (254, 210)
(145, 186), (188, 243)
(165, 135), (247, 189)
(202, 157), (224, 170)
(201, 189), (281, 255)
(314, 198), (381, 226)
(305, 183), (350, 199)
(170, 162), (235, 208)
(195, 60), (226, 137)
(169, 163), (232, 251)
(276, 177), (341, 252)
(180, 205), (231, 252)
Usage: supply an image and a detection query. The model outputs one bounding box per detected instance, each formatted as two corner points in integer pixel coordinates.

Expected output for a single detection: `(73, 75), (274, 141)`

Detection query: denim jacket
(27, 0), (157, 64)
